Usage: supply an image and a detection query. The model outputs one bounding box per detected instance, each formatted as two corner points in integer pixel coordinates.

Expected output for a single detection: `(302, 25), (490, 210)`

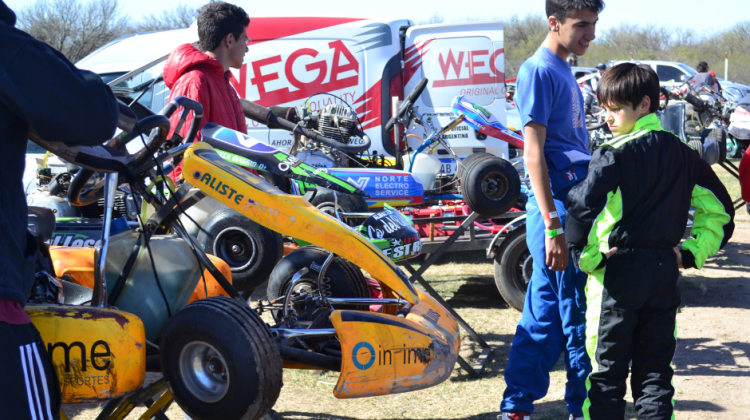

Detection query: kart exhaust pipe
(277, 344), (341, 372)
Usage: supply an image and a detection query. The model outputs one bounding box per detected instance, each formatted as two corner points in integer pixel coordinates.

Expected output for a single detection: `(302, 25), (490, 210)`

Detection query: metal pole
(392, 96), (401, 169)
(92, 172), (119, 308)
(725, 52), (729, 81)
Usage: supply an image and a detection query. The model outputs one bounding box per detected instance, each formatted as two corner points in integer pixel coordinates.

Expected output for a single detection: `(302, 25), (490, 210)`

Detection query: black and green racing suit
(565, 113), (735, 420)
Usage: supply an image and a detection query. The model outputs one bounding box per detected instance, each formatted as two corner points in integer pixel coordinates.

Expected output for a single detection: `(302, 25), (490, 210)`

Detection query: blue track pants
(500, 194), (591, 416)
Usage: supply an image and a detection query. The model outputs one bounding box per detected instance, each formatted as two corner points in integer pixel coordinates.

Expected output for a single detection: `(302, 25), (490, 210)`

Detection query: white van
(75, 17), (509, 174)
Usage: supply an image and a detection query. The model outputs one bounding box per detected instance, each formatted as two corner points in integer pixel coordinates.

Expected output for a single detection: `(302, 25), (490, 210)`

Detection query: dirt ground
(63, 168), (750, 420)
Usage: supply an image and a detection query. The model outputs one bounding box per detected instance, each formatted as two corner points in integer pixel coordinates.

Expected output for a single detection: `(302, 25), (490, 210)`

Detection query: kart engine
(297, 104), (360, 168)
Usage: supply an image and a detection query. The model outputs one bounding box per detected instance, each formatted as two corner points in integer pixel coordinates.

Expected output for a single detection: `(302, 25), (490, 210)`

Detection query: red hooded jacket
(163, 43), (252, 179)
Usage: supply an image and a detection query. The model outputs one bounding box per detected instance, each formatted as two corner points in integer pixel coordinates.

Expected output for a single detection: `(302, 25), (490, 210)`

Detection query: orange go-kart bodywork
(49, 246), (232, 303)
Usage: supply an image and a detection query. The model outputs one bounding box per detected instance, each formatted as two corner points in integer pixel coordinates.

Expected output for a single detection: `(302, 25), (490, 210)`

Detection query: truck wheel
(455, 152), (493, 182)
(197, 208), (283, 292)
(307, 187), (369, 226)
(493, 226), (531, 312)
(462, 157), (520, 217)
(267, 246), (369, 321)
(161, 296), (282, 420)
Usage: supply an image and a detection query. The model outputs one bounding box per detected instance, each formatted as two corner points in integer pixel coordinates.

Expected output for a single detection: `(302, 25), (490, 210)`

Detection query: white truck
(74, 17), (511, 174)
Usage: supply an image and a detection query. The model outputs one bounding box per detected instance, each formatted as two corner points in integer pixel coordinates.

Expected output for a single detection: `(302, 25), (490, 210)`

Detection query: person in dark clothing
(691, 61), (718, 98)
(565, 63), (735, 420)
(0, 1), (121, 418)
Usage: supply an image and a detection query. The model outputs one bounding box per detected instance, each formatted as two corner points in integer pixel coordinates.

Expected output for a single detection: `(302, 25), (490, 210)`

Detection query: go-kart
(26, 99), (460, 420)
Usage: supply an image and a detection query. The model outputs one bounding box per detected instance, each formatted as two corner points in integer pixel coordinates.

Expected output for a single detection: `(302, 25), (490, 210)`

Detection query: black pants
(0, 321), (61, 420)
(584, 247), (680, 420)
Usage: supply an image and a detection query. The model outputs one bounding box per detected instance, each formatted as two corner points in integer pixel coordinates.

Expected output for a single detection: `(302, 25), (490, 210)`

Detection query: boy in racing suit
(565, 62), (735, 420)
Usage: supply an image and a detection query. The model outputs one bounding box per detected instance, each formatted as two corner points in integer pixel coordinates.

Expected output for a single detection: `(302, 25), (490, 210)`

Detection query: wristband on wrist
(543, 211), (559, 221)
(545, 227), (564, 238)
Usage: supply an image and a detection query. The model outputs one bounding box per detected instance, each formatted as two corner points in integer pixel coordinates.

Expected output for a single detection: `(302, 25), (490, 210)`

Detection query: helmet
(356, 208), (422, 262)
(596, 63), (606, 70)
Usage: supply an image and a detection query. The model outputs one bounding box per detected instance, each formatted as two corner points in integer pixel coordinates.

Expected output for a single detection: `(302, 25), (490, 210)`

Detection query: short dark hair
(197, 2), (250, 52)
(546, 0), (605, 23)
(696, 61), (709, 73)
(597, 63), (660, 113)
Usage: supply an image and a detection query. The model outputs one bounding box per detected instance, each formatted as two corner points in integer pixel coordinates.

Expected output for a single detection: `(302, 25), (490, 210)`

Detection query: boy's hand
(545, 218), (568, 271)
(605, 247), (619, 259)
(674, 247), (683, 269)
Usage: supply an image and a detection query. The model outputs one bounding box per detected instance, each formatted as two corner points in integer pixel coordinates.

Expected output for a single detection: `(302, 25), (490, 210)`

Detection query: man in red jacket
(164, 1), (251, 180)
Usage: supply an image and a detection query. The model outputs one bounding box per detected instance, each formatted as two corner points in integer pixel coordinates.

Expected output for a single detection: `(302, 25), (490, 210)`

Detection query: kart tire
(161, 296), (282, 420)
(689, 139), (704, 160)
(685, 119), (702, 140)
(455, 152), (494, 183)
(711, 128), (728, 163)
(461, 157), (521, 217)
(308, 187), (369, 226)
(197, 208), (283, 292)
(493, 226), (531, 312)
(267, 246), (369, 321)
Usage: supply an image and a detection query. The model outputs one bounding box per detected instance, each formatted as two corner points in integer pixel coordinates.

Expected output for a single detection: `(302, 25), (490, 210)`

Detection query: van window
(656, 65), (687, 83)
(420, 36), (498, 107)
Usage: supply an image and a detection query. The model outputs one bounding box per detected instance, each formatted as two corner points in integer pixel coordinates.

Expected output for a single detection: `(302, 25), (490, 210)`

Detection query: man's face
(603, 98), (648, 137)
(554, 9), (598, 57)
(228, 29), (249, 69)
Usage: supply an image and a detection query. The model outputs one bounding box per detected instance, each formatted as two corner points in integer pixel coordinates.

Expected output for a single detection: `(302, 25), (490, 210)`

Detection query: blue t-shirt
(516, 47), (590, 170)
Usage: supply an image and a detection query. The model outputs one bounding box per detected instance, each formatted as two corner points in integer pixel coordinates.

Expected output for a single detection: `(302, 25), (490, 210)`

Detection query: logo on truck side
(247, 40), (360, 106)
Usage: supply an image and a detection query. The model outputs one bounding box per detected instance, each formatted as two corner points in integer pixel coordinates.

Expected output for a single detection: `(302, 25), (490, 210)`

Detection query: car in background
(717, 78), (750, 102)
(571, 66), (597, 80)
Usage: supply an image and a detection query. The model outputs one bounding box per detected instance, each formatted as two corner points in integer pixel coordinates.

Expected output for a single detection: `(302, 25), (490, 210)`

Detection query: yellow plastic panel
(27, 305), (146, 403)
(330, 308), (457, 399)
(181, 142), (419, 303)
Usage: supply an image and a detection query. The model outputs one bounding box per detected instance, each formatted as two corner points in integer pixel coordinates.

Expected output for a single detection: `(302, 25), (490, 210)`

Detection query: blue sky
(4, 0), (748, 34)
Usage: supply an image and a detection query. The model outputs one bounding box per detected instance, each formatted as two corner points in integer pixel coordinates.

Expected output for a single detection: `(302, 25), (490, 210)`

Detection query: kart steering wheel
(68, 115), (170, 206)
(385, 77), (428, 132)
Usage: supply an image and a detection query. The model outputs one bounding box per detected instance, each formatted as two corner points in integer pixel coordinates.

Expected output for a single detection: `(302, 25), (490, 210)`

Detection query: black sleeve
(565, 145), (621, 266)
(0, 32), (119, 146)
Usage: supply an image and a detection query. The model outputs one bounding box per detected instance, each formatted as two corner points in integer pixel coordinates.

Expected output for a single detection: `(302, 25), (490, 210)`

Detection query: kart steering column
(91, 172), (119, 307)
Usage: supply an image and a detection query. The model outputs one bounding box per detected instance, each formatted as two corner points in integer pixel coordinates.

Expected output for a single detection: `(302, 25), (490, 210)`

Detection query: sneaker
(569, 416), (584, 420)
(499, 413), (531, 420)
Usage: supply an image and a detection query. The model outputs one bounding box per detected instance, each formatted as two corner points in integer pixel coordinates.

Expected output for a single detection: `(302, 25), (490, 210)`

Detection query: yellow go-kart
(28, 100), (460, 420)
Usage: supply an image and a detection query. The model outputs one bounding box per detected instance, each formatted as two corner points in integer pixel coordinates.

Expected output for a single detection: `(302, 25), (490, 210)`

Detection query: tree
(132, 4), (198, 33)
(419, 13), (444, 25)
(17, 0), (129, 63)
(503, 14), (548, 78)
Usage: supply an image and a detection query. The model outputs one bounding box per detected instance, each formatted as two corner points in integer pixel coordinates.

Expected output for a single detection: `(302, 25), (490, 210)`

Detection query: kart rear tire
(267, 246), (369, 321)
(161, 296), (282, 420)
(461, 157), (521, 217)
(197, 208), (283, 293)
(711, 128), (728, 163)
(455, 152), (494, 182)
(307, 187), (369, 226)
(689, 139), (704, 160)
(493, 226), (531, 312)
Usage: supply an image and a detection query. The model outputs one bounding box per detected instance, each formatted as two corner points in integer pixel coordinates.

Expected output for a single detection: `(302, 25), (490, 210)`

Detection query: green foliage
(497, 13), (750, 85)
(15, 0), (197, 63)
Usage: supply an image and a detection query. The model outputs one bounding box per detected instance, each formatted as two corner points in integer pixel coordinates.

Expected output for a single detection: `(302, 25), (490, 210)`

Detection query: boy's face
(552, 9), (598, 57)
(228, 29), (250, 69)
(603, 98), (650, 137)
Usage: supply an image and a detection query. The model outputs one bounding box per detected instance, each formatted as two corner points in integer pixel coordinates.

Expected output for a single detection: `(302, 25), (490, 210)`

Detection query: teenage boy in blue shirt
(500, 1), (603, 419)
